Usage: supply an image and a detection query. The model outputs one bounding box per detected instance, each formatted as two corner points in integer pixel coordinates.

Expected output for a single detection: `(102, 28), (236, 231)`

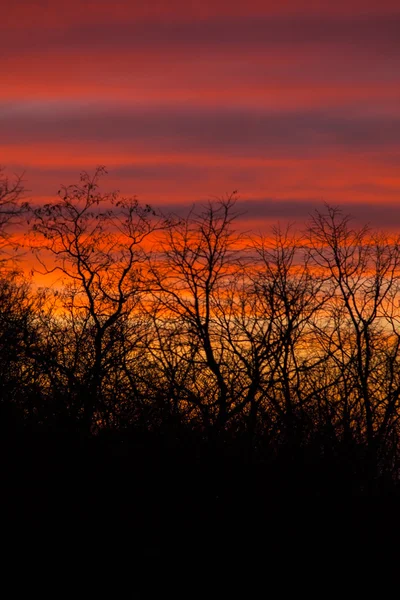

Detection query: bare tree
(31, 166), (166, 433)
(245, 225), (327, 449)
(307, 205), (400, 477)
(148, 196), (246, 439)
(0, 167), (29, 264)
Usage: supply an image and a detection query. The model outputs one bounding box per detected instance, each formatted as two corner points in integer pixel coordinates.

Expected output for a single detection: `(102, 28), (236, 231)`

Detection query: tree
(0, 169), (33, 431)
(307, 205), (400, 481)
(246, 225), (327, 450)
(31, 166), (167, 433)
(148, 196), (245, 440)
(0, 167), (28, 264)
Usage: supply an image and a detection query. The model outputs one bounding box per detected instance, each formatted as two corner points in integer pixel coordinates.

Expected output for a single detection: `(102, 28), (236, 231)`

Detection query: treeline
(2, 165), (400, 497)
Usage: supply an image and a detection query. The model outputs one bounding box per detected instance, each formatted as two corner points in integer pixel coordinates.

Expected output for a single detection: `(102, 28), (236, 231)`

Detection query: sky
(2, 0), (400, 230)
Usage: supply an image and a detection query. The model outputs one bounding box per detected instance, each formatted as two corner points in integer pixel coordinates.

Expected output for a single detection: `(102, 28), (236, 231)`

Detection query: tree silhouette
(0, 167), (28, 265)
(148, 196), (247, 441)
(31, 166), (168, 433)
(307, 206), (400, 483)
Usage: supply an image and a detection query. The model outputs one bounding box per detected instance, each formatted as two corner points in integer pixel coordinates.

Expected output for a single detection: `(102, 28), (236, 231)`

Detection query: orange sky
(2, 0), (400, 231)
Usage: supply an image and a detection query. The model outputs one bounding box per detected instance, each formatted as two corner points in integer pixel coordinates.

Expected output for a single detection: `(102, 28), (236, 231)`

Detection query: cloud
(3, 13), (400, 59)
(2, 102), (400, 155)
(157, 197), (400, 231)
(2, 0), (400, 231)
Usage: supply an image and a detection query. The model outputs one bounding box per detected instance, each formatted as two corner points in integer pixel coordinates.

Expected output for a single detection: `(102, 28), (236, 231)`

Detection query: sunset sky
(2, 0), (400, 229)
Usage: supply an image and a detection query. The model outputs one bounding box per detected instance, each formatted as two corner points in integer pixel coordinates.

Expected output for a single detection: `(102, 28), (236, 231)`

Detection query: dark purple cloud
(2, 14), (400, 57)
(2, 103), (400, 154)
(157, 198), (400, 231)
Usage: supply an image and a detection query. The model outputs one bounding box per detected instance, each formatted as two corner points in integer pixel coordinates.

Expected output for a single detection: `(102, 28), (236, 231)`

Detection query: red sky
(2, 0), (400, 229)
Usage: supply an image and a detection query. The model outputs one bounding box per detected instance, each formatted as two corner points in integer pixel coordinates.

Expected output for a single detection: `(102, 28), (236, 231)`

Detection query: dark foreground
(3, 429), (400, 569)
